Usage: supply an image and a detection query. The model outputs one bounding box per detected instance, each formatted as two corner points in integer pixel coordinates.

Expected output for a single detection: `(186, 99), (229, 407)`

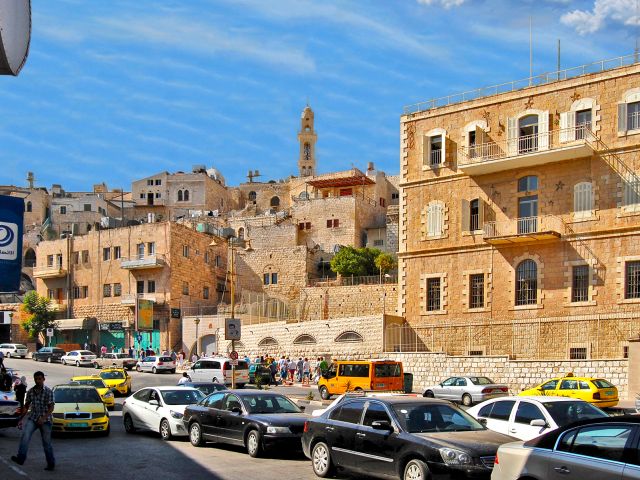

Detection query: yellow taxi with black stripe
(52, 385), (110, 435)
(70, 375), (116, 409)
(97, 367), (132, 396)
(520, 372), (618, 408)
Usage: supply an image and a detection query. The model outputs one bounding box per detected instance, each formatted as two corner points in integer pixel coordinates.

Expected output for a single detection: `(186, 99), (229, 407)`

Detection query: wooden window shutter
(560, 111), (575, 143)
(538, 111), (550, 150)
(421, 135), (430, 166)
(441, 133), (446, 165)
(507, 117), (517, 156)
(461, 199), (470, 232)
(478, 199), (485, 230)
(618, 103), (628, 133)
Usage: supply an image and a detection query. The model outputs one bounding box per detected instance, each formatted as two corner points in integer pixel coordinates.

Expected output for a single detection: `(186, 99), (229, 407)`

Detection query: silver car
(492, 417), (640, 480)
(423, 376), (509, 406)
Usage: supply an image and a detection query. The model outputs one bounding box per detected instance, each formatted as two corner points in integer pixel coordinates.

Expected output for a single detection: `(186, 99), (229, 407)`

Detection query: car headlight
(170, 410), (183, 419)
(92, 412), (106, 419)
(266, 426), (290, 434)
(439, 447), (472, 466)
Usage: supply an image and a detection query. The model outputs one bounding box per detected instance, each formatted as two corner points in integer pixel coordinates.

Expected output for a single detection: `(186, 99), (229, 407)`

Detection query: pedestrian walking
(14, 376), (27, 409)
(177, 351), (184, 368)
(269, 361), (278, 386)
(1, 367), (13, 391)
(296, 357), (304, 382)
(11, 371), (55, 471)
(128, 346), (134, 358)
(178, 372), (191, 385)
(287, 358), (296, 383)
(302, 358), (310, 386)
(191, 353), (198, 363)
(100, 344), (107, 357)
(319, 356), (328, 373)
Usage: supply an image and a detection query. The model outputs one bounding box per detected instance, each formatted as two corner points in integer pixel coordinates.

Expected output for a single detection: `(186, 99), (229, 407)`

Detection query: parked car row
(0, 343), (28, 358)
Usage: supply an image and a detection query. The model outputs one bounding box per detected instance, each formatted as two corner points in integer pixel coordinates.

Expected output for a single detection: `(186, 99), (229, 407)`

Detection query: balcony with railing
(483, 215), (564, 245)
(121, 293), (167, 305)
(33, 265), (67, 278)
(458, 125), (596, 175)
(120, 254), (165, 270)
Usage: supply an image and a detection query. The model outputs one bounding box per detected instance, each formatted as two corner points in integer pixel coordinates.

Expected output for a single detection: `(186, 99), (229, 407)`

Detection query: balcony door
(518, 115), (538, 154)
(518, 195), (538, 234)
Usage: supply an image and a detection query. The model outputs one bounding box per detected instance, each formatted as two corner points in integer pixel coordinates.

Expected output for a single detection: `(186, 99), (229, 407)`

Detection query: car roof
(53, 384), (97, 390)
(348, 396), (452, 406)
(144, 386), (199, 391)
(185, 382), (225, 386)
(479, 395), (587, 403)
(70, 375), (101, 380)
(228, 390), (287, 397)
(100, 367), (126, 371)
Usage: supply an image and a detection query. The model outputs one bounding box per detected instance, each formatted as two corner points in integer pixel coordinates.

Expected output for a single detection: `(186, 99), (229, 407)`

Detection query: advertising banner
(137, 299), (154, 330)
(0, 195), (24, 292)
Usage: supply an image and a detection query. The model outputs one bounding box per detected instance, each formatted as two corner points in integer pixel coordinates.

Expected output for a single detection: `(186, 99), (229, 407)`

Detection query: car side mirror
(439, 383), (443, 387)
(530, 419), (547, 427)
(478, 418), (487, 426)
(231, 407), (242, 414)
(371, 420), (393, 431)
(149, 399), (159, 406)
(299, 406), (305, 412)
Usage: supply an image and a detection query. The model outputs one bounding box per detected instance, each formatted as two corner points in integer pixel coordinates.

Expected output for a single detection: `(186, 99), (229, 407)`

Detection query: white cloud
(561, 0), (640, 35)
(416, 0), (467, 8)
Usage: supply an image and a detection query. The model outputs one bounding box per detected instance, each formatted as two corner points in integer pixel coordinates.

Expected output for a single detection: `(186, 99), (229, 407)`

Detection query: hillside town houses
(3, 58), (640, 397)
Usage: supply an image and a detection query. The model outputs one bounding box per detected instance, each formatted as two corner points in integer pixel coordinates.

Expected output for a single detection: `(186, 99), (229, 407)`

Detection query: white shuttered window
(573, 182), (593, 217)
(427, 202), (444, 237)
(624, 176), (640, 209)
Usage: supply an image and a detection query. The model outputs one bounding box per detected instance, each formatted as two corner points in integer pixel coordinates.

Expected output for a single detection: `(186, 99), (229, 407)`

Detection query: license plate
(605, 390), (615, 396)
(68, 422), (87, 428)
(376, 383), (386, 388)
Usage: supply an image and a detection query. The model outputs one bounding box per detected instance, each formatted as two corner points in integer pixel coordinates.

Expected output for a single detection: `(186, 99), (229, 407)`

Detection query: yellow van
(317, 360), (404, 400)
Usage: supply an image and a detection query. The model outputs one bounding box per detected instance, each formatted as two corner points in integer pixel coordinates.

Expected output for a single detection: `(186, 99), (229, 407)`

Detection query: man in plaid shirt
(11, 371), (55, 471)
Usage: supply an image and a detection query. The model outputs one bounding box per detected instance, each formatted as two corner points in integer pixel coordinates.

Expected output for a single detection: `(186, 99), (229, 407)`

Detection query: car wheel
(100, 423), (111, 437)
(62, 359), (66, 365)
(312, 441), (335, 478)
(170, 369), (176, 374)
(423, 390), (435, 398)
(93, 362), (100, 369)
(319, 386), (331, 400)
(47, 357), (53, 363)
(189, 422), (204, 447)
(404, 459), (429, 480)
(76, 361), (80, 367)
(354, 387), (363, 392)
(152, 367), (157, 374)
(136, 365), (141, 372)
(5, 352), (10, 358)
(160, 419), (172, 441)
(123, 414), (136, 433)
(462, 394), (472, 407)
(246, 429), (262, 458)
(236, 384), (245, 389)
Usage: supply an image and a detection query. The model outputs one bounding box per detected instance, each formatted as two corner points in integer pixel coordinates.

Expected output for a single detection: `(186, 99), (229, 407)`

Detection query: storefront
(51, 318), (97, 349)
(98, 321), (128, 352)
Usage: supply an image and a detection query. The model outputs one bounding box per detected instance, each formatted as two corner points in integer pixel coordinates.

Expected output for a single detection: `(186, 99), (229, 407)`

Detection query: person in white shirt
(178, 372), (191, 385)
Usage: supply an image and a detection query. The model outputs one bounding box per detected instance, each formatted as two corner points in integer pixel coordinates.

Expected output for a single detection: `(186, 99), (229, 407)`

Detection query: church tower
(297, 105), (317, 177)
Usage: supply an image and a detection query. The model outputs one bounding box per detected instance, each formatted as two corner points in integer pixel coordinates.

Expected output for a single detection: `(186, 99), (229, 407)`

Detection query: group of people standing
(249, 355), (329, 385)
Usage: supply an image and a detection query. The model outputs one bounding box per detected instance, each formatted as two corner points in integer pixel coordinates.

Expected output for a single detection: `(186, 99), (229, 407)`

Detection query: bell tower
(297, 105), (317, 177)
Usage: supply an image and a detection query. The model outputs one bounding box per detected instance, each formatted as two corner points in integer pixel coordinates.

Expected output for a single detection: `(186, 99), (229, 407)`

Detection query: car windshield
(393, 403), (485, 433)
(194, 384), (226, 395)
(159, 357), (173, 362)
(54, 388), (102, 403)
(244, 394), (301, 414)
(14, 345), (27, 349)
(543, 401), (608, 426)
(592, 379), (614, 389)
(100, 371), (125, 380)
(74, 379), (106, 388)
(469, 377), (494, 385)
(78, 351), (94, 355)
(160, 389), (205, 405)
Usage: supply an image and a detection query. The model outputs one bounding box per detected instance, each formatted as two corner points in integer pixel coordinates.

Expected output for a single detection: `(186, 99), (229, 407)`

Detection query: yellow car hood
(54, 402), (106, 414)
(101, 378), (126, 388)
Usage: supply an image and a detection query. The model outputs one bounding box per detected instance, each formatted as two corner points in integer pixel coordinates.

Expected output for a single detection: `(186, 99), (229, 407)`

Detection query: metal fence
(384, 314), (640, 360)
(308, 274), (398, 287)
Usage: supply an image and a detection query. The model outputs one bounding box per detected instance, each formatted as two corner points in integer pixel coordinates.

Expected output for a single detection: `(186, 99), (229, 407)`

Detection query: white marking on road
(0, 456), (29, 477)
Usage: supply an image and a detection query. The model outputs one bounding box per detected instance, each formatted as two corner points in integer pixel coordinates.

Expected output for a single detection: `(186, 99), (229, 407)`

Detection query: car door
(558, 378), (581, 400)
(484, 399), (516, 436)
(216, 394), (245, 445)
(199, 392), (225, 439)
(437, 377), (457, 399)
(129, 388), (151, 429)
(190, 360), (204, 382)
(451, 377), (468, 402)
(355, 401), (398, 477)
(546, 423), (633, 479)
(145, 389), (164, 432)
(325, 399), (367, 469)
(509, 400), (551, 441)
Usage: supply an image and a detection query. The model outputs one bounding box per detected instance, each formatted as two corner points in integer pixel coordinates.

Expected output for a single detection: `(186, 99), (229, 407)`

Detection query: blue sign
(136, 334), (142, 343)
(0, 195), (24, 292)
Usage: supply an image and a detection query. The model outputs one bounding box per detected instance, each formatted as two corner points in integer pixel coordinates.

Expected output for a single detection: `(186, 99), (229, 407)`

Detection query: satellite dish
(0, 0), (31, 76)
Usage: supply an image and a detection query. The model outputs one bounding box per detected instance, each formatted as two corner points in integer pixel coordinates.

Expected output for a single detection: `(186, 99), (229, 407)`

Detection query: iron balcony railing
(483, 215), (564, 239)
(404, 53), (639, 114)
(33, 265), (67, 277)
(459, 125), (595, 167)
(119, 254), (165, 269)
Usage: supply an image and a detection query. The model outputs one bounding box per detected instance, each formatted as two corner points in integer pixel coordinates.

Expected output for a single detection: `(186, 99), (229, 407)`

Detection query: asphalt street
(0, 358), (351, 480)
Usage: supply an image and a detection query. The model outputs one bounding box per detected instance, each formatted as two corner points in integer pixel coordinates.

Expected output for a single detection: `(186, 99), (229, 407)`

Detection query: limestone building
(397, 56), (640, 360)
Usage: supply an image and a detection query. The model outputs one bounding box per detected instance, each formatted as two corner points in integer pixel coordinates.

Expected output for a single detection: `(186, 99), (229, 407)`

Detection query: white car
(60, 350), (97, 366)
(187, 356), (249, 387)
(467, 395), (608, 441)
(0, 343), (28, 358)
(122, 386), (205, 440)
(135, 355), (176, 374)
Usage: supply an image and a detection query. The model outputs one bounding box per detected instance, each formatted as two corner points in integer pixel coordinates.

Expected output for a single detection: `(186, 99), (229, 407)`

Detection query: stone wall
(299, 284), (398, 320)
(386, 352), (630, 399)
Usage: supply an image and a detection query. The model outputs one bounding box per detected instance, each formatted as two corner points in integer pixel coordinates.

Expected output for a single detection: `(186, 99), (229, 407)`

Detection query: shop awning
(55, 318), (96, 331)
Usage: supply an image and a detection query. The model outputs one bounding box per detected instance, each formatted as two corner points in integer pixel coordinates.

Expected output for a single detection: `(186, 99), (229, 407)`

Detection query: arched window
(293, 334), (317, 345)
(184, 190), (190, 201)
(574, 182), (593, 217)
(270, 196), (280, 207)
(25, 201), (32, 213)
(518, 115), (539, 153)
(237, 227), (245, 240)
(24, 249), (36, 268)
(518, 175), (538, 192)
(226, 341), (245, 352)
(515, 259), (538, 306)
(258, 337), (279, 348)
(248, 191), (257, 202)
(177, 190), (183, 202)
(335, 331), (363, 343)
(426, 201), (444, 237)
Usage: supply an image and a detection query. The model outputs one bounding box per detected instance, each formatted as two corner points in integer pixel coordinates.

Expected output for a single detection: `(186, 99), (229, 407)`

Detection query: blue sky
(0, 0), (637, 190)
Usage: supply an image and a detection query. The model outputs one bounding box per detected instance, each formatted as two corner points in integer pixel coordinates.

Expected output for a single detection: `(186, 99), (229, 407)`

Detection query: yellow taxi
(70, 375), (116, 410)
(97, 367), (132, 396)
(520, 372), (618, 408)
(52, 385), (110, 435)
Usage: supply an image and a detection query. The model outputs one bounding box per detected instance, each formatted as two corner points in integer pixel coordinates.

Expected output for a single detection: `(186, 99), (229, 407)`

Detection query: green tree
(21, 291), (58, 339)
(330, 246), (384, 277)
(375, 252), (396, 275)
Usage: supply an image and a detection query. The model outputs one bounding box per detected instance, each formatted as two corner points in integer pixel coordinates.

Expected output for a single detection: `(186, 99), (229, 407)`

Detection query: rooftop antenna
(636, 0), (639, 63)
(557, 39), (561, 81)
(529, 16), (533, 86)
(26, 171), (34, 189)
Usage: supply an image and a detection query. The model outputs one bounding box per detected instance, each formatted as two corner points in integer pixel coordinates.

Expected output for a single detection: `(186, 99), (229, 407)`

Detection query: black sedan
(32, 346), (65, 363)
(178, 382), (228, 395)
(302, 396), (514, 480)
(183, 390), (309, 458)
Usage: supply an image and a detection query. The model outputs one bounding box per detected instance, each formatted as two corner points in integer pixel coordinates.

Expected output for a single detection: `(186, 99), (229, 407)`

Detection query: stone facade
(399, 61), (640, 360)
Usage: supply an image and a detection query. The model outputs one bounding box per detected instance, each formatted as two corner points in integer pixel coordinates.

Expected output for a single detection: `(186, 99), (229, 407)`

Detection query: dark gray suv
(33, 346), (65, 363)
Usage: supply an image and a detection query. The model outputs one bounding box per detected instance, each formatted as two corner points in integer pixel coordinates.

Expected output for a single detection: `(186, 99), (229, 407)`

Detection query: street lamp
(194, 317), (201, 357)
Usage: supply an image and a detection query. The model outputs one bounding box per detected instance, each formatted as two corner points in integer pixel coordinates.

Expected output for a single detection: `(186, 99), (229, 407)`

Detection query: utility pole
(230, 238), (236, 389)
